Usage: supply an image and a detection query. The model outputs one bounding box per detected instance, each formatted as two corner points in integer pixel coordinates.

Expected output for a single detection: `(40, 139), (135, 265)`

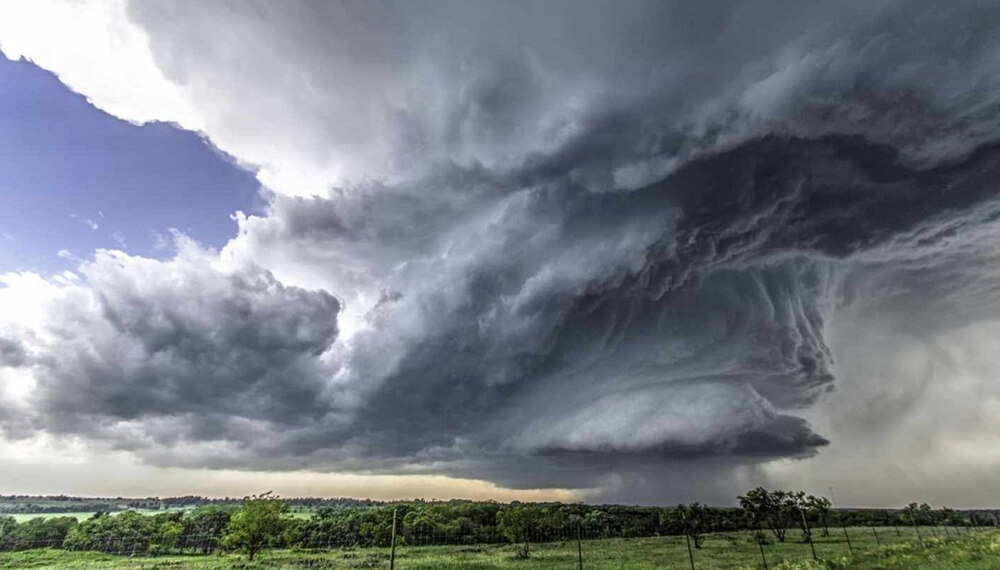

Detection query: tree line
(0, 489), (995, 560)
(0, 494), (382, 515)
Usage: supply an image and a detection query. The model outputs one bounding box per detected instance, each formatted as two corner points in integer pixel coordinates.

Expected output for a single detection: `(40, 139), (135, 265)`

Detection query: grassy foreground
(1, 527), (998, 569)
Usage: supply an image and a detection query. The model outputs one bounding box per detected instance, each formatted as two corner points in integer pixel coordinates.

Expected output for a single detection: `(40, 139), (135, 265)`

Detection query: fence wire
(0, 522), (997, 569)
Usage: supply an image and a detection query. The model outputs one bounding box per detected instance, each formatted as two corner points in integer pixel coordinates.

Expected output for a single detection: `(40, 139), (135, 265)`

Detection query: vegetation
(2, 527), (1000, 569)
(670, 502), (710, 549)
(219, 492), (291, 560)
(496, 504), (538, 558)
(0, 488), (997, 567)
(738, 488), (825, 544)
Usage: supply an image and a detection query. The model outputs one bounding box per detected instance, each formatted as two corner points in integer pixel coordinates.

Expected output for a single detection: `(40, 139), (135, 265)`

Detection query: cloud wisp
(3, 0), (1000, 503)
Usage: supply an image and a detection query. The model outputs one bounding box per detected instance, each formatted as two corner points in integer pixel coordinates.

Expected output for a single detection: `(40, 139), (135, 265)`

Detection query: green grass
(8, 509), (193, 523)
(1, 527), (997, 569)
(7, 513), (93, 523)
(6, 505), (319, 523)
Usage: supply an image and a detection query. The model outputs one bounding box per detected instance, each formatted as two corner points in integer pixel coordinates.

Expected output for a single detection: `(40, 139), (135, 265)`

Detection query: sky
(0, 56), (260, 273)
(2, 0), (1000, 507)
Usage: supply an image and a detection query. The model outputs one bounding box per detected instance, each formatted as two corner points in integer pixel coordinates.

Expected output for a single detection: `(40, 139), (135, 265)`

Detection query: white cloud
(69, 214), (99, 230)
(12, 0), (994, 200)
(0, 0), (200, 129)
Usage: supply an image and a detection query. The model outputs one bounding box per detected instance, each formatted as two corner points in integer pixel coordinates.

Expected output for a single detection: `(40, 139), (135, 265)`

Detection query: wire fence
(1, 522), (998, 569)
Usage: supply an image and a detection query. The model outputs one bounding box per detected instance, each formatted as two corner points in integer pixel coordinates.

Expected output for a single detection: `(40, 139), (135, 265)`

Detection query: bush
(221, 493), (292, 561)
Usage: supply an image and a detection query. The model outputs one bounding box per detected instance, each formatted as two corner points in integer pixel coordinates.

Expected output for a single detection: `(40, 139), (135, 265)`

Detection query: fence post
(680, 511), (695, 570)
(755, 526), (769, 570)
(390, 508), (397, 570)
(839, 515), (853, 554)
(909, 510), (924, 549)
(577, 521), (583, 570)
(870, 524), (880, 546)
(799, 508), (817, 561)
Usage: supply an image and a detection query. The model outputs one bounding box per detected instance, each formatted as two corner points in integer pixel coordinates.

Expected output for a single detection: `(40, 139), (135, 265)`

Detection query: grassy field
(1, 527), (998, 569)
(8, 508), (323, 523)
(8, 509), (195, 523)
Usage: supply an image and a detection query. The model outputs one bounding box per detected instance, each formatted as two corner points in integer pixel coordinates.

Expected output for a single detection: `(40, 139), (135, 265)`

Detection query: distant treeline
(0, 495), (380, 515)
(0, 491), (997, 558)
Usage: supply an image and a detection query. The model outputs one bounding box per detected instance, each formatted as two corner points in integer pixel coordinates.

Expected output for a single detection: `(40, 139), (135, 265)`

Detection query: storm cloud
(0, 237), (341, 452)
(4, 0), (1000, 502)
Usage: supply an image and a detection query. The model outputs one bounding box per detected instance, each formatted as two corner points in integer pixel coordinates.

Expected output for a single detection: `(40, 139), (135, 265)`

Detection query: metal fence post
(684, 532), (695, 570)
(840, 516), (853, 554)
(910, 510), (924, 549)
(756, 527), (768, 570)
(577, 521), (583, 570)
(390, 508), (397, 570)
(680, 511), (695, 570)
(799, 508), (817, 561)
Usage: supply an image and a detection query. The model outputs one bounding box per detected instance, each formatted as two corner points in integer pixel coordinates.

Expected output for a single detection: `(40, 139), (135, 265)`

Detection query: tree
(302, 507), (361, 548)
(403, 505), (445, 544)
(7, 517), (77, 550)
(357, 507), (396, 547)
(739, 488), (788, 542)
(0, 516), (16, 551)
(151, 520), (182, 554)
(787, 491), (814, 542)
(583, 509), (611, 537)
(63, 511), (156, 554)
(672, 503), (710, 549)
(180, 506), (233, 553)
(917, 503), (934, 528)
(804, 495), (832, 537)
(221, 492), (291, 561)
(938, 507), (958, 526)
(497, 505), (538, 559)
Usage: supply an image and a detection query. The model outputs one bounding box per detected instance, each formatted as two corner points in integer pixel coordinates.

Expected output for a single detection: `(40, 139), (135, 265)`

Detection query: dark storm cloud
(6, 0), (1000, 502)
(281, 134), (1000, 489)
(0, 241), (341, 448)
(0, 336), (26, 367)
(127, 0), (949, 194)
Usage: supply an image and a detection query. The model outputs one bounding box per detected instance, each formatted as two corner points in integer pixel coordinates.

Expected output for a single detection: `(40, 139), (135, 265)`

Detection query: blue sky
(0, 56), (259, 273)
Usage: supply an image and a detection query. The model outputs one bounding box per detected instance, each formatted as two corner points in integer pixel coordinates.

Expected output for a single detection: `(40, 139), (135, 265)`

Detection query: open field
(8, 514), (94, 523)
(8, 510), (323, 523)
(2, 527), (998, 569)
(0, 496), (325, 522)
(9, 510), (316, 523)
(8, 510), (197, 523)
